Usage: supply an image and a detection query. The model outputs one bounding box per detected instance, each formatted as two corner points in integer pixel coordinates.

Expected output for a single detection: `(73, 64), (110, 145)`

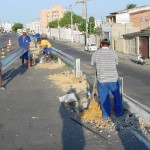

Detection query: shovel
(91, 73), (98, 101)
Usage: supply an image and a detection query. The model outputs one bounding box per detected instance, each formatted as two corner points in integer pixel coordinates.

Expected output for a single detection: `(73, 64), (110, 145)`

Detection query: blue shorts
(20, 51), (30, 60)
(43, 48), (52, 55)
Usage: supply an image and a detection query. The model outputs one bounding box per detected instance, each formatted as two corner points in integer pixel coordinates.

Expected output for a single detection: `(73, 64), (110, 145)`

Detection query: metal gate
(139, 36), (149, 58)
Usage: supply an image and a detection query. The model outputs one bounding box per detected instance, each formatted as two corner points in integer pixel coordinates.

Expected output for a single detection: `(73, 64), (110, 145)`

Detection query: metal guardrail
(0, 48), (27, 71)
(51, 47), (81, 77)
(0, 48), (27, 87)
(123, 94), (150, 126)
(51, 47), (76, 69)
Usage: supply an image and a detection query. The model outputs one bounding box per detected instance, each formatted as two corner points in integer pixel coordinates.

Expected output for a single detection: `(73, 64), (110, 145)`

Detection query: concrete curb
(123, 94), (150, 126)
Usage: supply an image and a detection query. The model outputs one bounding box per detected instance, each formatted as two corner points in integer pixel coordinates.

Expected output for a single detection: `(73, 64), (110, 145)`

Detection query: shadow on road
(2, 63), (28, 88)
(59, 87), (85, 150)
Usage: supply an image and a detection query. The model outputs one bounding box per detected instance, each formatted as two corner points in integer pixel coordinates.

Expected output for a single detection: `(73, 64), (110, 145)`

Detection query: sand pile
(80, 100), (108, 127)
(36, 62), (66, 70)
(48, 72), (87, 92)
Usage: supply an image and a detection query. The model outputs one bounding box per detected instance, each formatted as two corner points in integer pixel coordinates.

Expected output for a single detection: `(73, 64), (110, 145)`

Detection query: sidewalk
(0, 59), (149, 149)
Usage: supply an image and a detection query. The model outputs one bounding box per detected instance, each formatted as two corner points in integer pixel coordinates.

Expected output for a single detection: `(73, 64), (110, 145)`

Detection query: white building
(26, 20), (40, 34)
(95, 20), (103, 28)
(0, 21), (12, 32)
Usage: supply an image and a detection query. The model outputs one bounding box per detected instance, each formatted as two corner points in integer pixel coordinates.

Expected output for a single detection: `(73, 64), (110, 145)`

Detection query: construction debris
(36, 59), (150, 140)
(59, 93), (77, 103)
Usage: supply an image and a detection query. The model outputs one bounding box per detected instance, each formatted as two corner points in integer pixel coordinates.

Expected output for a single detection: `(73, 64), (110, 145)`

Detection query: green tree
(48, 11), (85, 31)
(126, 3), (137, 9)
(78, 19), (86, 32)
(48, 20), (58, 28)
(12, 23), (23, 32)
(59, 11), (71, 27)
(88, 16), (96, 34)
(73, 14), (83, 25)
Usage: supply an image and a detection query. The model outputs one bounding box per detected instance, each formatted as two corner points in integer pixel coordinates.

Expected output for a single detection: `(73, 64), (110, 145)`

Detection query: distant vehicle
(85, 43), (98, 52)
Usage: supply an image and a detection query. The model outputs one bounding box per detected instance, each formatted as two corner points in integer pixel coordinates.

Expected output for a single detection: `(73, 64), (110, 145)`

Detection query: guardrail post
(119, 77), (123, 99)
(75, 58), (81, 78)
(58, 57), (62, 64)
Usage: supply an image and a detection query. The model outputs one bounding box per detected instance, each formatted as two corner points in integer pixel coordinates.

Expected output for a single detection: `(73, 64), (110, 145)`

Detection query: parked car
(84, 43), (98, 52)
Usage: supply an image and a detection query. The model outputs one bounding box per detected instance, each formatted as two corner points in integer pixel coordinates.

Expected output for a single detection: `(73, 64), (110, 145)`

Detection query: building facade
(40, 5), (66, 30)
(106, 5), (150, 55)
(26, 20), (40, 34)
(0, 21), (12, 32)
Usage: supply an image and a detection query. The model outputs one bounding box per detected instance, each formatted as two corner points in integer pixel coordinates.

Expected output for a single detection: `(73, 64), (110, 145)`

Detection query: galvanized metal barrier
(51, 47), (81, 77)
(0, 48), (27, 87)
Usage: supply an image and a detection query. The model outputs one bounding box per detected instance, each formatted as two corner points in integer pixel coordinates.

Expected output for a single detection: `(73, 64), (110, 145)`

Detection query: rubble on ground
(37, 60), (150, 139)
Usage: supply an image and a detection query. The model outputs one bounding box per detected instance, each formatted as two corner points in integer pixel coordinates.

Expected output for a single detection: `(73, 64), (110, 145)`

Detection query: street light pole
(75, 0), (88, 45)
(85, 1), (88, 45)
(70, 5), (73, 42)
(57, 11), (60, 40)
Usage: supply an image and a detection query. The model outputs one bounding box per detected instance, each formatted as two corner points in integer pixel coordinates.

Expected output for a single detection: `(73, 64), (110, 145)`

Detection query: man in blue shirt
(18, 29), (31, 68)
(33, 33), (41, 48)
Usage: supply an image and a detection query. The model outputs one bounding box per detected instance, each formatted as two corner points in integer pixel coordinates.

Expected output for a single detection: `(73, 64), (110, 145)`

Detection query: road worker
(37, 37), (52, 63)
(91, 38), (123, 120)
(18, 29), (31, 68)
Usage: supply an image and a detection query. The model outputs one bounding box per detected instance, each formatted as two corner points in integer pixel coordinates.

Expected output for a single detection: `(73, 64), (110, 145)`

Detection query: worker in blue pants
(97, 82), (122, 119)
(91, 38), (123, 120)
(18, 29), (31, 68)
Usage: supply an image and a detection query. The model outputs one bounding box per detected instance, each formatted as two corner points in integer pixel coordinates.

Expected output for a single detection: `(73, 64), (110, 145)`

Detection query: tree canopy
(12, 23), (23, 32)
(126, 4), (137, 9)
(48, 11), (96, 34)
(88, 16), (96, 34)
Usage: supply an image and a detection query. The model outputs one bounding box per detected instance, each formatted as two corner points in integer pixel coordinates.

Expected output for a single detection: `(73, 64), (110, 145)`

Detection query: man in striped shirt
(91, 38), (123, 120)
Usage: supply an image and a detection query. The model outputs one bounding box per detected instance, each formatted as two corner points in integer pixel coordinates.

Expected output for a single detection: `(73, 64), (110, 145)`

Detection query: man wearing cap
(91, 38), (123, 120)
(18, 29), (31, 68)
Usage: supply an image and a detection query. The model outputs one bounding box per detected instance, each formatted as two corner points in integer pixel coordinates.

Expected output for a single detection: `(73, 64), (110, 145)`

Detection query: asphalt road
(1, 33), (150, 108)
(0, 33), (149, 149)
(0, 32), (19, 50)
(49, 38), (150, 108)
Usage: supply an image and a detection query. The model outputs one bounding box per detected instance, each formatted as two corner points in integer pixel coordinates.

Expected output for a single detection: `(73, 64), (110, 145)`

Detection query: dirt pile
(36, 62), (66, 70)
(48, 71), (87, 93)
(79, 100), (108, 127)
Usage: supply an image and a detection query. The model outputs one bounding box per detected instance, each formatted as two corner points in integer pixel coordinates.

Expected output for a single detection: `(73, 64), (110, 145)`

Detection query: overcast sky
(0, 0), (149, 25)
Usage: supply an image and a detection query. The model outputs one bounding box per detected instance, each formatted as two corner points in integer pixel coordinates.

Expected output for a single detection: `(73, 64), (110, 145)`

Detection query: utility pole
(82, 0), (85, 19)
(70, 5), (73, 42)
(76, 0), (89, 45)
(65, 5), (74, 42)
(57, 11), (60, 40)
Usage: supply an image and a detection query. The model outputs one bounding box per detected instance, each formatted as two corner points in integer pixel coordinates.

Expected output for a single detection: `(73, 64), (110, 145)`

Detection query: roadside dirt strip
(35, 61), (150, 148)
